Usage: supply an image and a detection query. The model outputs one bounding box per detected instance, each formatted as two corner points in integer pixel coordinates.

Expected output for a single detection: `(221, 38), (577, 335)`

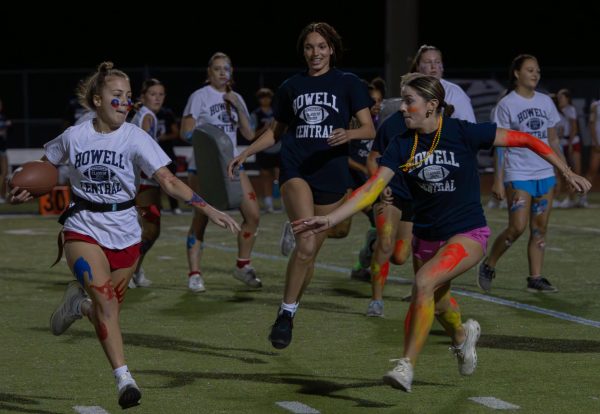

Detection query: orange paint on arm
(430, 243), (469, 277)
(505, 130), (552, 155)
(349, 173), (386, 211)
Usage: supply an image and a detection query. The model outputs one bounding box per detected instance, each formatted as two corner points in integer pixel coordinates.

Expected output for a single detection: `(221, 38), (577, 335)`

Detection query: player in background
(128, 78), (166, 288)
(228, 22), (376, 350)
(180, 52), (261, 293)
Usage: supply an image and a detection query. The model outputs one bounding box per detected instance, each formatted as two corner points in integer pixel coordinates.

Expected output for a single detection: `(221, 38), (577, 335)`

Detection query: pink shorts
(64, 231), (141, 271)
(412, 226), (491, 262)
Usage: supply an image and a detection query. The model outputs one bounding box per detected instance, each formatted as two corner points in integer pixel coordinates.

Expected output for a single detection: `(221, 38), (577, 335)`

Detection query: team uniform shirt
(373, 112), (412, 200)
(274, 68), (372, 194)
(441, 79), (476, 122)
(493, 91), (561, 182)
(44, 120), (171, 249)
(379, 117), (496, 241)
(183, 84), (249, 169)
(558, 104), (580, 146)
(130, 105), (160, 186)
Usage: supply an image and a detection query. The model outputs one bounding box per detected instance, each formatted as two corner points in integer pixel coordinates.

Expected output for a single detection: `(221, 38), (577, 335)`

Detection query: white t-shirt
(493, 90), (561, 182)
(441, 79), (476, 122)
(183, 85), (249, 170)
(558, 104), (580, 146)
(44, 120), (171, 249)
(130, 105), (160, 186)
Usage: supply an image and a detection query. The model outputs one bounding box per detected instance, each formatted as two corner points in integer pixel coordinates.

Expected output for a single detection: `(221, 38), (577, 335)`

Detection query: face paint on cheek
(407, 106), (419, 113)
(127, 99), (133, 111)
(110, 99), (120, 109)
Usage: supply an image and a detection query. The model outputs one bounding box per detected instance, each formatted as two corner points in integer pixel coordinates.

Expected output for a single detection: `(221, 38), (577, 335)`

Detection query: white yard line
(469, 397), (520, 410)
(275, 401), (320, 413)
(73, 406), (111, 414)
(204, 243), (600, 329)
(453, 289), (600, 328)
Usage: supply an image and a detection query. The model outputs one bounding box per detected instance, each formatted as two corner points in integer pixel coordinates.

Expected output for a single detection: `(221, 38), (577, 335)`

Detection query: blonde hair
(77, 62), (129, 110)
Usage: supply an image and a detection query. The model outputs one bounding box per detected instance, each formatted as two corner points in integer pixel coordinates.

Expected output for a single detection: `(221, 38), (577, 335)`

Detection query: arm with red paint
(153, 166), (240, 233)
(494, 128), (591, 193)
(292, 166), (394, 235)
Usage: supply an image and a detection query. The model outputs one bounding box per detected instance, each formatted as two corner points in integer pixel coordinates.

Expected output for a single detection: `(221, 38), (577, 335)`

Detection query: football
(9, 160), (59, 197)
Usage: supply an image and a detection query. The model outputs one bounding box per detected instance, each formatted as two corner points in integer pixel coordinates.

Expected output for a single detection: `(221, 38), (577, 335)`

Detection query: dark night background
(1, 0), (598, 147)
(3, 1), (598, 71)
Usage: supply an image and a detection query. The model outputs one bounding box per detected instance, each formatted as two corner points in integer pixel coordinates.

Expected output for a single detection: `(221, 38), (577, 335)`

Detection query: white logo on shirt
(299, 106), (329, 125)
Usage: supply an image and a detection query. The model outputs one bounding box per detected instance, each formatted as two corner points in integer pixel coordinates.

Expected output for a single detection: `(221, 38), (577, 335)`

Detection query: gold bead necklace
(400, 116), (443, 172)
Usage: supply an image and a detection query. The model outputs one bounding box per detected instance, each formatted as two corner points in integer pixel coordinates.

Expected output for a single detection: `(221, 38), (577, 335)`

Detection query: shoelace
(449, 345), (465, 359)
(388, 358), (410, 372)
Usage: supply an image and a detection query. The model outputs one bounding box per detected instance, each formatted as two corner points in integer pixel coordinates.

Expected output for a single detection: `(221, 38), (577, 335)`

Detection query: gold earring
(426, 110), (432, 118)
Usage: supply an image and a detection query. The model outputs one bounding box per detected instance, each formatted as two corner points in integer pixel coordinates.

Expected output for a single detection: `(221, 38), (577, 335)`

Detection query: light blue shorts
(505, 176), (556, 198)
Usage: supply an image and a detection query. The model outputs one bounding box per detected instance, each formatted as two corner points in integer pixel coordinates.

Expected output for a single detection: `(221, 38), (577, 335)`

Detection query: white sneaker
(188, 273), (206, 293)
(279, 221), (296, 257)
(383, 358), (413, 392)
(116, 372), (141, 409)
(366, 300), (384, 317)
(172, 208), (183, 215)
(450, 319), (481, 376)
(233, 265), (262, 288)
(50, 281), (90, 336)
(132, 268), (152, 287)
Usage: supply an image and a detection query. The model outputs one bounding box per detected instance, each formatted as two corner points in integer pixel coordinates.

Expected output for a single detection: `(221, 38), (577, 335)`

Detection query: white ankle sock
(113, 365), (130, 379)
(281, 302), (298, 316)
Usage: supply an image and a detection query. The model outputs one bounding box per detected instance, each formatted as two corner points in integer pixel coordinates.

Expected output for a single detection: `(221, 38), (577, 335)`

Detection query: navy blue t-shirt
(274, 68), (372, 194)
(373, 112), (412, 201)
(379, 117), (496, 240)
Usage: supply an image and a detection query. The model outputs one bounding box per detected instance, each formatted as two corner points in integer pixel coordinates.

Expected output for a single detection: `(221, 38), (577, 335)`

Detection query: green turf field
(1, 196), (600, 413)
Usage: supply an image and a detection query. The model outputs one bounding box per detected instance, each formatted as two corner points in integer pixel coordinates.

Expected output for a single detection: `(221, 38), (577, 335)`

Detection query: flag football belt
(58, 194), (136, 225)
(52, 195), (137, 267)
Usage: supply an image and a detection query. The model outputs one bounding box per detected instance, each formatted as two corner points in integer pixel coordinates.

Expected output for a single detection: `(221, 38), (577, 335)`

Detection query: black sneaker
(269, 309), (293, 349)
(477, 261), (495, 293)
(350, 267), (371, 282)
(526, 277), (558, 293)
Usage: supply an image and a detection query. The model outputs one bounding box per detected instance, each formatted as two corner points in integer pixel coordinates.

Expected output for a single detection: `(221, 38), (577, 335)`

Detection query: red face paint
(430, 243), (468, 277)
(95, 321), (108, 341)
(505, 130), (552, 155)
(91, 280), (117, 301)
(110, 98), (120, 109)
